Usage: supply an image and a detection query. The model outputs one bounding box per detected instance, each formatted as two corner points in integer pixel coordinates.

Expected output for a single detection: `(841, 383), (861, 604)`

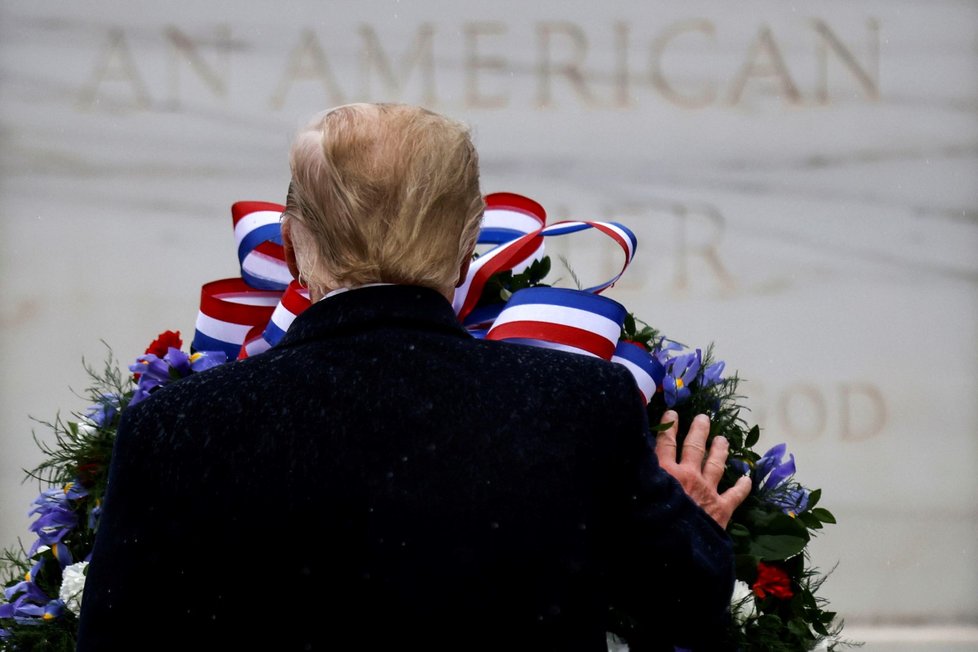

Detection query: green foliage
(0, 347), (132, 651)
(475, 256), (552, 307)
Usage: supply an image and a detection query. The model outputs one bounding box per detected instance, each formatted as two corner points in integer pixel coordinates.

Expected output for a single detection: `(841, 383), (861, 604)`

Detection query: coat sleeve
(75, 400), (167, 651)
(604, 380), (737, 652)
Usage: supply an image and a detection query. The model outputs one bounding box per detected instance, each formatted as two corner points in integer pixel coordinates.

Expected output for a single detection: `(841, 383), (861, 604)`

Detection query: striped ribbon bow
(465, 193), (663, 403)
(191, 201), (311, 360)
(191, 193), (663, 402)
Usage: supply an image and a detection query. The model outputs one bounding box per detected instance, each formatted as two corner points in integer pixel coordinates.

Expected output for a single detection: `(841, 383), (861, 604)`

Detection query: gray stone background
(1, 1), (976, 648)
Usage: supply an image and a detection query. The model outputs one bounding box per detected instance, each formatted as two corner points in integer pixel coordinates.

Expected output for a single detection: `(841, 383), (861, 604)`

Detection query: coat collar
(276, 284), (472, 348)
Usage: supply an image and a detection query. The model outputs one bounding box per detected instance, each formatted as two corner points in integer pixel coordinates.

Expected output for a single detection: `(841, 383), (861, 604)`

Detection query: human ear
(281, 215), (302, 284)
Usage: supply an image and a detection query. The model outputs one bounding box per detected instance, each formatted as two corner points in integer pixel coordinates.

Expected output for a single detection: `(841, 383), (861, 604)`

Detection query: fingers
(720, 475), (753, 515)
(702, 435), (728, 486)
(715, 475), (752, 528)
(680, 414), (710, 467)
(654, 410), (679, 469)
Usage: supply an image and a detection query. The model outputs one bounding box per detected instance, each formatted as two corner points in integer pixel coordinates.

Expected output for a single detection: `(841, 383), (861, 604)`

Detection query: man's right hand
(654, 411), (751, 529)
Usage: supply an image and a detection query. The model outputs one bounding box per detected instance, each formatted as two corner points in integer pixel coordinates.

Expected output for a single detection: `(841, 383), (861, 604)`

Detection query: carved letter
(727, 25), (801, 106)
(613, 21), (631, 108)
(671, 202), (736, 295)
(536, 22), (595, 108)
(840, 383), (886, 440)
(359, 24), (436, 105)
(650, 19), (717, 109)
(464, 22), (509, 109)
(165, 25), (231, 110)
(77, 28), (151, 110)
(270, 30), (345, 110)
(813, 18), (880, 103)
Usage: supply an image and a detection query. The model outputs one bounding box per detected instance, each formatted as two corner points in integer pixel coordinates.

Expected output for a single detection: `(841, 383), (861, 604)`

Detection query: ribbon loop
(194, 192), (659, 403)
(486, 287), (626, 360)
(232, 201), (291, 291)
(453, 194), (638, 323)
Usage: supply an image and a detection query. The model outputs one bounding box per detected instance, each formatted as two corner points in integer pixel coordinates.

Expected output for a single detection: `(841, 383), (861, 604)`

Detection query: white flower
(59, 560), (89, 615)
(730, 579), (757, 625)
(76, 422), (97, 437)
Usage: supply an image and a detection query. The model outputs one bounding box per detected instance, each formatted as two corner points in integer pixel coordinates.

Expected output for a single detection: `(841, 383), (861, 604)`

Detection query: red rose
(145, 330), (182, 357)
(752, 562), (794, 600)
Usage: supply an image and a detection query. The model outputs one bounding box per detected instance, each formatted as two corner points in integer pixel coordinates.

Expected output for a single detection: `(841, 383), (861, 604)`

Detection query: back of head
(285, 103), (485, 298)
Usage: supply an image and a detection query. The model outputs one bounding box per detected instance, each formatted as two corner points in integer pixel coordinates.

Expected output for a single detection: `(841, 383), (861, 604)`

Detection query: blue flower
(662, 349), (702, 407)
(188, 350), (226, 372)
(129, 353), (173, 406)
(128, 347), (226, 407)
(64, 481), (88, 501)
(767, 485), (811, 517)
(755, 444), (795, 491)
(728, 458), (750, 476)
(1, 578), (53, 623)
(755, 444), (810, 516)
(27, 489), (78, 557)
(163, 347), (226, 376)
(699, 360), (725, 388)
(651, 337), (684, 364)
(87, 502), (102, 531)
(42, 599), (66, 621)
(83, 393), (120, 427)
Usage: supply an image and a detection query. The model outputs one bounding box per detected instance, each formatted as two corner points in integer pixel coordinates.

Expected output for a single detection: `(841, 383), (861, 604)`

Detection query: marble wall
(1, 0), (976, 627)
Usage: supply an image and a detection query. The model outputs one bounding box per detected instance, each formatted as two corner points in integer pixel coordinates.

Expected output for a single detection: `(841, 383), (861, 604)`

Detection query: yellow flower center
(676, 378), (684, 389)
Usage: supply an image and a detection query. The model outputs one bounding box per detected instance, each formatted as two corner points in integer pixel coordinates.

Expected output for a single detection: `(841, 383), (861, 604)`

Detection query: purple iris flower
(699, 360), (725, 388)
(129, 353), (173, 406)
(42, 599), (65, 621)
(728, 458), (750, 476)
(162, 347), (193, 376)
(50, 542), (74, 568)
(65, 481), (88, 501)
(25, 558), (44, 584)
(1, 580), (52, 622)
(188, 349), (226, 372)
(88, 503), (102, 531)
(28, 487), (68, 513)
(755, 444), (795, 491)
(27, 489), (78, 557)
(651, 337), (684, 366)
(662, 349), (702, 407)
(767, 485), (811, 517)
(755, 443), (810, 515)
(128, 348), (227, 407)
(84, 393), (119, 427)
(163, 347), (226, 375)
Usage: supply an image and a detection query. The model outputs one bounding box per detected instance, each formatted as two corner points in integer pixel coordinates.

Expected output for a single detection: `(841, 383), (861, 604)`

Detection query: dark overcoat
(77, 284), (734, 651)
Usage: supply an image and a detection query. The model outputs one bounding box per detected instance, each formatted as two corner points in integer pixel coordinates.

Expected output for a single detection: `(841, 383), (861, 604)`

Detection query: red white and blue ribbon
(452, 196), (638, 327)
(193, 192), (661, 401)
(611, 340), (665, 404)
(232, 201), (292, 291)
(192, 278), (282, 360)
(193, 202), (311, 360)
(486, 287), (626, 360)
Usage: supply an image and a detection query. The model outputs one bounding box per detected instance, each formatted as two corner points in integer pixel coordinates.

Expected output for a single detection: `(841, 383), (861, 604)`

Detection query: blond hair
(284, 103), (485, 298)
